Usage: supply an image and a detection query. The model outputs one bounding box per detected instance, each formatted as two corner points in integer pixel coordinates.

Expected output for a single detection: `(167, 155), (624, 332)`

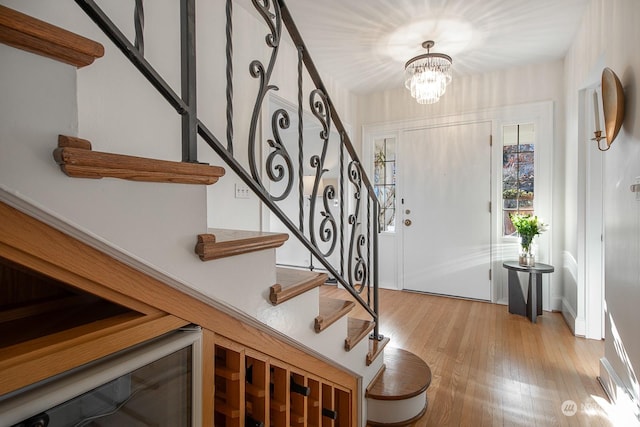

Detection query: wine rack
(210, 336), (353, 426)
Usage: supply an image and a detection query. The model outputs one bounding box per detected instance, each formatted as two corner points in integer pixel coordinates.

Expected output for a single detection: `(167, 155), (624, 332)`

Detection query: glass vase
(519, 237), (535, 267)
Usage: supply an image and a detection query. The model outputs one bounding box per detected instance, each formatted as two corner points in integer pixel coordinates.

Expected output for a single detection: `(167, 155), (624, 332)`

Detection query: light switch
(235, 183), (250, 199)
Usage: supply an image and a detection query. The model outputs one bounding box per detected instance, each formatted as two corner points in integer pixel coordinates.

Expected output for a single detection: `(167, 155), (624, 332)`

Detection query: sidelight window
(502, 124), (535, 236)
(373, 137), (396, 232)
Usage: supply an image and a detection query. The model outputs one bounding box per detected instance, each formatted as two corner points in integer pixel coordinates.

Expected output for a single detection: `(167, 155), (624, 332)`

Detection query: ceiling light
(404, 40), (452, 104)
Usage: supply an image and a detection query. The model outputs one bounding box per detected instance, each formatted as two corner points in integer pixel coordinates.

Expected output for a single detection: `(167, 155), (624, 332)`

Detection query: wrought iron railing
(75, 0), (381, 339)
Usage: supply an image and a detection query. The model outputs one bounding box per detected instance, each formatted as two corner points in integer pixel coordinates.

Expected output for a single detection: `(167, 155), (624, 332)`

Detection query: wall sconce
(592, 67), (625, 151)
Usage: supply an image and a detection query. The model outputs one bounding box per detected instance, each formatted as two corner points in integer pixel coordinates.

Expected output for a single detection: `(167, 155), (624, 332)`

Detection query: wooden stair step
(366, 335), (391, 366)
(0, 5), (104, 68)
(270, 267), (327, 305)
(344, 318), (375, 351)
(314, 297), (355, 333)
(195, 229), (288, 261)
(366, 347), (432, 426)
(53, 135), (225, 185)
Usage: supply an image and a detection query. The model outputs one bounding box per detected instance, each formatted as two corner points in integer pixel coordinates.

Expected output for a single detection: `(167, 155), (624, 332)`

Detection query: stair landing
(366, 347), (432, 426)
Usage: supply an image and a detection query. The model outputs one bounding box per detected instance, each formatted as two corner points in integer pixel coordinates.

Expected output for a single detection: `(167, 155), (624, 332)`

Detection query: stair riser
(367, 393), (428, 425)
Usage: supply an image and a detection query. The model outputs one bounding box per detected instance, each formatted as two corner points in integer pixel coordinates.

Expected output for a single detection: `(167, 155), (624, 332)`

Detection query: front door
(401, 121), (492, 300)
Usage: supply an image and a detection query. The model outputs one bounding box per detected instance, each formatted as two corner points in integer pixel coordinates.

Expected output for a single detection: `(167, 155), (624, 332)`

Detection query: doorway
(401, 121), (492, 300)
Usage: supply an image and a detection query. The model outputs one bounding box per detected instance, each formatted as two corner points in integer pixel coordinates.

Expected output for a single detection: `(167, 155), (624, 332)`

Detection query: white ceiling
(284, 0), (589, 95)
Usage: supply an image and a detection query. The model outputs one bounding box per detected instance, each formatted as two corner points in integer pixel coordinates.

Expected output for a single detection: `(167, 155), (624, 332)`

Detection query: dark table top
(502, 261), (554, 273)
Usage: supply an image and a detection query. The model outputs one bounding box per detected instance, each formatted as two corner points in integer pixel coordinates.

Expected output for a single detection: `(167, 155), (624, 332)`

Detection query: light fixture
(404, 40), (452, 104)
(592, 67), (625, 151)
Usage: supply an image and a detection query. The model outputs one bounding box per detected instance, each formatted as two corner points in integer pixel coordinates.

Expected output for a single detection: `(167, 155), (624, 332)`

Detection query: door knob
(404, 219), (412, 227)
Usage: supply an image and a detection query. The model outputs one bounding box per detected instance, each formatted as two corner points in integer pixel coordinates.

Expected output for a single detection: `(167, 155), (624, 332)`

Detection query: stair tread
(366, 347), (432, 401)
(54, 135), (225, 185)
(0, 5), (104, 68)
(366, 335), (391, 366)
(270, 267), (327, 305)
(344, 318), (375, 351)
(314, 297), (355, 332)
(195, 229), (288, 261)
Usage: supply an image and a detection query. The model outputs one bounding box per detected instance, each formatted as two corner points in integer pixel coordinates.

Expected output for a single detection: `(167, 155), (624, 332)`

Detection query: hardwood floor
(320, 286), (614, 427)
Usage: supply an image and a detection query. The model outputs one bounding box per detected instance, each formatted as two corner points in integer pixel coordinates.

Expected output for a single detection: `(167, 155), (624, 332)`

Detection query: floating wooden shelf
(315, 297), (355, 333)
(195, 229), (288, 261)
(53, 135), (225, 185)
(270, 267), (327, 305)
(0, 5), (104, 67)
(344, 318), (375, 351)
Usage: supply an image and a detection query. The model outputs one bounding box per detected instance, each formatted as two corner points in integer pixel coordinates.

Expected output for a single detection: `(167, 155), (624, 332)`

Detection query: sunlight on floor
(591, 394), (640, 426)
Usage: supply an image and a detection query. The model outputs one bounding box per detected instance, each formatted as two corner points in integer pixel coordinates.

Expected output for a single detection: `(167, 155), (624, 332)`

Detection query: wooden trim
(345, 318), (375, 351)
(0, 313), (187, 395)
(195, 229), (289, 261)
(366, 336), (390, 366)
(0, 5), (104, 68)
(53, 135), (225, 185)
(270, 267), (327, 305)
(0, 203), (161, 315)
(202, 328), (215, 427)
(315, 297), (355, 332)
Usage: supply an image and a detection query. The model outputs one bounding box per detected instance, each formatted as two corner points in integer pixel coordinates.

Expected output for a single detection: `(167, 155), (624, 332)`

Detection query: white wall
(564, 0), (640, 419)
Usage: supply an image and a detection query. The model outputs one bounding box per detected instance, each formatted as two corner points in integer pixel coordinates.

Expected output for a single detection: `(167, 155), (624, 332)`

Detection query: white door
(401, 121), (492, 300)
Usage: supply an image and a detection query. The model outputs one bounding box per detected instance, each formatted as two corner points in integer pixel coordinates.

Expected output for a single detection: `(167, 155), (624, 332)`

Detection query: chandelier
(404, 40), (452, 104)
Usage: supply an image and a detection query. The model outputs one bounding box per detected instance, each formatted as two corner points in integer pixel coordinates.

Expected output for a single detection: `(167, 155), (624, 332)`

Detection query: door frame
(363, 102), (554, 306)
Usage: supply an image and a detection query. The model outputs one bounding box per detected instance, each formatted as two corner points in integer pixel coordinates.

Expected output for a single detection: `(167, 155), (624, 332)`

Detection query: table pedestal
(503, 261), (554, 323)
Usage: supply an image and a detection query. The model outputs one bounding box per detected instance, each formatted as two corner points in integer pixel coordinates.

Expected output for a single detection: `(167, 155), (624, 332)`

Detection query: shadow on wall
(621, 67), (636, 139)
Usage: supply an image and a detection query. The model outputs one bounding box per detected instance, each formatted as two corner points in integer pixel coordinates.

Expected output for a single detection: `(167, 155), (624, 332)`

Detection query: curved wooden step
(269, 267), (327, 305)
(0, 5), (104, 67)
(314, 297), (355, 332)
(54, 136), (225, 185)
(344, 317), (375, 351)
(366, 347), (432, 426)
(195, 229), (288, 261)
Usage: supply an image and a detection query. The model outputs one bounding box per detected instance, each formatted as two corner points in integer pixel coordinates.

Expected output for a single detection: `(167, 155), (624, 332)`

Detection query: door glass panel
(502, 123), (535, 236)
(373, 138), (396, 232)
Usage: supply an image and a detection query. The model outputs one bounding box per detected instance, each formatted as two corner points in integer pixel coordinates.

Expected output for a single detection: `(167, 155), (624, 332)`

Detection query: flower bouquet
(510, 213), (548, 266)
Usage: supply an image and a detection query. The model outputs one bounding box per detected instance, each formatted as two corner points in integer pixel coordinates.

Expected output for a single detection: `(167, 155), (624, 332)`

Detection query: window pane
(502, 124), (535, 236)
(373, 138), (396, 232)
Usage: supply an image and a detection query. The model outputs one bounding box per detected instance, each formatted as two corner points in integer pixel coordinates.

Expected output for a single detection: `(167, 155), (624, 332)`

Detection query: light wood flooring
(320, 286), (613, 427)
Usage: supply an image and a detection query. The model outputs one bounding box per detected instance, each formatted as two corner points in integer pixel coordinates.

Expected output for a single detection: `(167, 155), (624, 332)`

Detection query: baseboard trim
(561, 296), (585, 336)
(599, 357), (640, 425)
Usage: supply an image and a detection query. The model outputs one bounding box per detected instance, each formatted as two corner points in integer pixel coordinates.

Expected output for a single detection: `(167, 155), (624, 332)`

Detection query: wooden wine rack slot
(207, 340), (354, 425)
(214, 399), (240, 418)
(214, 345), (244, 427)
(245, 382), (266, 397)
(245, 355), (268, 425)
(216, 365), (240, 381)
(269, 399), (287, 413)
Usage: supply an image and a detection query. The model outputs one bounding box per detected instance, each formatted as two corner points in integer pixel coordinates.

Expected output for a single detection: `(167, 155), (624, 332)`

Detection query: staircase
(0, 2), (432, 426)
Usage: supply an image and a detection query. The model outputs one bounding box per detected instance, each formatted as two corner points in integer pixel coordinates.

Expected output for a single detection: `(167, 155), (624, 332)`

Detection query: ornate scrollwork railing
(75, 0), (381, 339)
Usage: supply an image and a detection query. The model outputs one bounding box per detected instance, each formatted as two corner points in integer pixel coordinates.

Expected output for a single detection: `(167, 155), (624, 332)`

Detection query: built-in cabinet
(0, 201), (357, 426)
